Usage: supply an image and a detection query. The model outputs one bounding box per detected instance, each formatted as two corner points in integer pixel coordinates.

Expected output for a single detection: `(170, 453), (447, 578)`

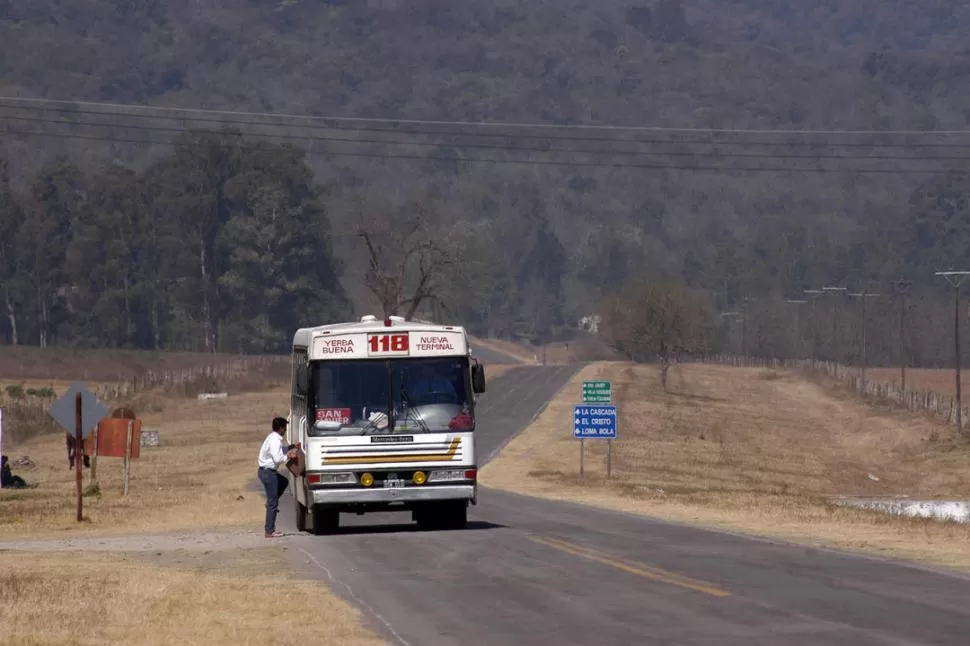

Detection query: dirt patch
(0, 527), (299, 553)
(133, 545), (290, 574)
(0, 550), (382, 646)
(0, 386), (291, 538)
(481, 361), (970, 572)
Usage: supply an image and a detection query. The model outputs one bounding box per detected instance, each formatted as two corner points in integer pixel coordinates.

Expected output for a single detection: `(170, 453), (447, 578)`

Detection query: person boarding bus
(258, 417), (296, 537)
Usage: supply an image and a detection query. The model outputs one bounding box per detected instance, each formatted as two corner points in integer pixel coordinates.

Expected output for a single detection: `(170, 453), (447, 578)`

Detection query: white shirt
(258, 431), (287, 470)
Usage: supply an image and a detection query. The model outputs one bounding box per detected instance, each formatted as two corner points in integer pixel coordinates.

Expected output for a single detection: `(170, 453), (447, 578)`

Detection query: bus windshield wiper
(399, 388), (430, 432)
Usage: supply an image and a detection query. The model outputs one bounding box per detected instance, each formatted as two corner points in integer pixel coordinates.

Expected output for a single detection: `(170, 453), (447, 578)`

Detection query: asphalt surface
(279, 365), (970, 646)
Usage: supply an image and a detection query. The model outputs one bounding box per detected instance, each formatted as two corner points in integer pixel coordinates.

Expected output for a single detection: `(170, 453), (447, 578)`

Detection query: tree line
(0, 129), (572, 353)
(598, 273), (970, 387)
(3, 126), (969, 363)
(5, 0), (970, 357)
(0, 131), (347, 353)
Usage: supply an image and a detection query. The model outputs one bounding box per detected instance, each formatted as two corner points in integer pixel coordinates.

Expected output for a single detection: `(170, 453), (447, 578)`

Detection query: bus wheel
(310, 506), (339, 535)
(417, 501), (467, 530)
(447, 501), (468, 530)
(295, 495), (308, 532)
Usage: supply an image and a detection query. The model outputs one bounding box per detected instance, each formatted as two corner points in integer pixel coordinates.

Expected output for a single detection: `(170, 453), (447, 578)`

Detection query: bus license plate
(384, 478), (405, 488)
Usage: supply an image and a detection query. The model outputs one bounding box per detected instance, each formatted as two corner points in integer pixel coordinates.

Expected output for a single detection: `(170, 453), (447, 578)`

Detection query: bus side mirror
(296, 364), (309, 396)
(471, 362), (486, 394)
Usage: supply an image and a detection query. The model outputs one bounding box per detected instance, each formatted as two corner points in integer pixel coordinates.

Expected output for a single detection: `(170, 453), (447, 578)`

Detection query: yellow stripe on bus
(321, 438), (460, 465)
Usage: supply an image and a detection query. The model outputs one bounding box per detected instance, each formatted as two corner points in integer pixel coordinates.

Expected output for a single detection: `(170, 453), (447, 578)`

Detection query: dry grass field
(0, 345), (275, 382)
(0, 356), (384, 646)
(0, 549), (383, 646)
(0, 384), (292, 538)
(470, 337), (536, 363)
(0, 346), (518, 538)
(0, 340), (522, 645)
(481, 361), (970, 572)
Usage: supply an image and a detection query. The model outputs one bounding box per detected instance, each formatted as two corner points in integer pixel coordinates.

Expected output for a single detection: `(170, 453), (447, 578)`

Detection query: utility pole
(804, 289), (823, 360)
(935, 271), (970, 433)
(785, 300), (807, 360)
(848, 290), (880, 392)
(720, 312), (741, 358)
(891, 280), (912, 391)
(740, 296), (754, 364)
(822, 286), (848, 363)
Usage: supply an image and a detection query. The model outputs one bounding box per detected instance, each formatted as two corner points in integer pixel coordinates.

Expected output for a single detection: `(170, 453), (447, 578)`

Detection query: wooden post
(579, 438), (584, 479)
(0, 408), (4, 491)
(75, 392), (83, 522)
(123, 419), (133, 496)
(955, 283), (963, 432)
(90, 427), (99, 486)
(606, 439), (612, 478)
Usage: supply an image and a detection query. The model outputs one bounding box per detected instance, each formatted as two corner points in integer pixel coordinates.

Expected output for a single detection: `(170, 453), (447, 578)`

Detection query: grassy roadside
(0, 550), (383, 646)
(0, 385), (291, 538)
(469, 337), (534, 364)
(480, 361), (970, 572)
(0, 355), (517, 538)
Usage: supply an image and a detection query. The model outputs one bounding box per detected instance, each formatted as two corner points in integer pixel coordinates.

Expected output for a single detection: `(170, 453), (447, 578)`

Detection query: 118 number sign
(368, 333), (409, 355)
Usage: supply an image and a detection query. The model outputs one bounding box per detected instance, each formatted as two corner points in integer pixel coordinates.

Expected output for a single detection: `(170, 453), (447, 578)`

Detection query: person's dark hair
(1, 455), (7, 466)
(272, 417), (288, 432)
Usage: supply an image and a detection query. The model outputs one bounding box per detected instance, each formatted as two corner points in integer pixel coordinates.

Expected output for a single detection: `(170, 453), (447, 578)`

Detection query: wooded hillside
(1, 1), (968, 362)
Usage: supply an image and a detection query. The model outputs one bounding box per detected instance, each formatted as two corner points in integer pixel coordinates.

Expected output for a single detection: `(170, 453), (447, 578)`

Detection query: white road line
(297, 546), (412, 646)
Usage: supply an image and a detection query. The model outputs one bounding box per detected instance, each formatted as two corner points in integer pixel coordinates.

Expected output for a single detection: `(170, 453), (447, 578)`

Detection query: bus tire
(447, 501), (468, 530)
(295, 494), (308, 532)
(310, 506), (339, 535)
(417, 501), (467, 530)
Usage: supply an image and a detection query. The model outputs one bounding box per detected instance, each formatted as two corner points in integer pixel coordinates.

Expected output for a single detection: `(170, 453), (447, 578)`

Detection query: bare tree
(599, 279), (712, 391)
(355, 197), (464, 320)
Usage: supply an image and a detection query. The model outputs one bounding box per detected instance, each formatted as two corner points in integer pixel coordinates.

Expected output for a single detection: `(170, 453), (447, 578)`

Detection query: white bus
(286, 315), (486, 534)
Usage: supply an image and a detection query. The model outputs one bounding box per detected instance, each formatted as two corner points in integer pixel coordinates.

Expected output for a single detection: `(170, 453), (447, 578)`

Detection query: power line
(6, 102), (970, 150)
(6, 112), (970, 163)
(3, 125), (969, 175)
(3, 94), (970, 136)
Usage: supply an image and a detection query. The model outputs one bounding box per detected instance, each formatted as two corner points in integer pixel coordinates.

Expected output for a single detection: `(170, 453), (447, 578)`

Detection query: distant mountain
(1, 0), (968, 358)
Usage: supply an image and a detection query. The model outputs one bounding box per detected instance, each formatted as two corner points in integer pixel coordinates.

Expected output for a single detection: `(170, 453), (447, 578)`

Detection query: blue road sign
(573, 405), (617, 439)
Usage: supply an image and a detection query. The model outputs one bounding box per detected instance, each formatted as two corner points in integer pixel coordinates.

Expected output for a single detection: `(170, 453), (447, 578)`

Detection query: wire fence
(694, 355), (969, 430)
(91, 355), (288, 400)
(0, 355), (290, 443)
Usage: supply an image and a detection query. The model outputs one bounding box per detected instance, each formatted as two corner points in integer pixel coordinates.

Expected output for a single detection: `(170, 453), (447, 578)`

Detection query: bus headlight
(412, 471), (427, 485)
(360, 472), (374, 487)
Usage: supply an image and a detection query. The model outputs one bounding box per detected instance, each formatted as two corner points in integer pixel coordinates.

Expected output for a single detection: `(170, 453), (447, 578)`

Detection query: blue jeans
(258, 467), (289, 534)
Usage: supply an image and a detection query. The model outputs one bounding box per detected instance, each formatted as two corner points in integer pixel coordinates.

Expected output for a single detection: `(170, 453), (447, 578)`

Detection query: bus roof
(292, 315), (468, 349)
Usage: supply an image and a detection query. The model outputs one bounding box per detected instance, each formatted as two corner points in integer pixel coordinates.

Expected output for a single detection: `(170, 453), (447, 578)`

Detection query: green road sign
(582, 380), (612, 403)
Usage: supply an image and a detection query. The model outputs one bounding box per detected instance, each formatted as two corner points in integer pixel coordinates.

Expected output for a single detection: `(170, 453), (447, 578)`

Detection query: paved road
(281, 366), (970, 646)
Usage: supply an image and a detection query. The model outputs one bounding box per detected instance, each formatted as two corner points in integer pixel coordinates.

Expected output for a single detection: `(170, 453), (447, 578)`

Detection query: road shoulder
(480, 361), (970, 574)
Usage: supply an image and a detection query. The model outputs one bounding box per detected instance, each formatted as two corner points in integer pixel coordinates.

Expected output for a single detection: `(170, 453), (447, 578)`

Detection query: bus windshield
(309, 357), (474, 435)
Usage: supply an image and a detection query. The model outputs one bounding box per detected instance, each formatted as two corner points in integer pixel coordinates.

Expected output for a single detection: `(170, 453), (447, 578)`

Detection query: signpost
(575, 380), (616, 477)
(48, 383), (110, 521)
(573, 404), (617, 478)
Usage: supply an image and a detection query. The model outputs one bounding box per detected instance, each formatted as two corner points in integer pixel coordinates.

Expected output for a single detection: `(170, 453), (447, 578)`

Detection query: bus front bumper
(310, 484), (475, 505)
